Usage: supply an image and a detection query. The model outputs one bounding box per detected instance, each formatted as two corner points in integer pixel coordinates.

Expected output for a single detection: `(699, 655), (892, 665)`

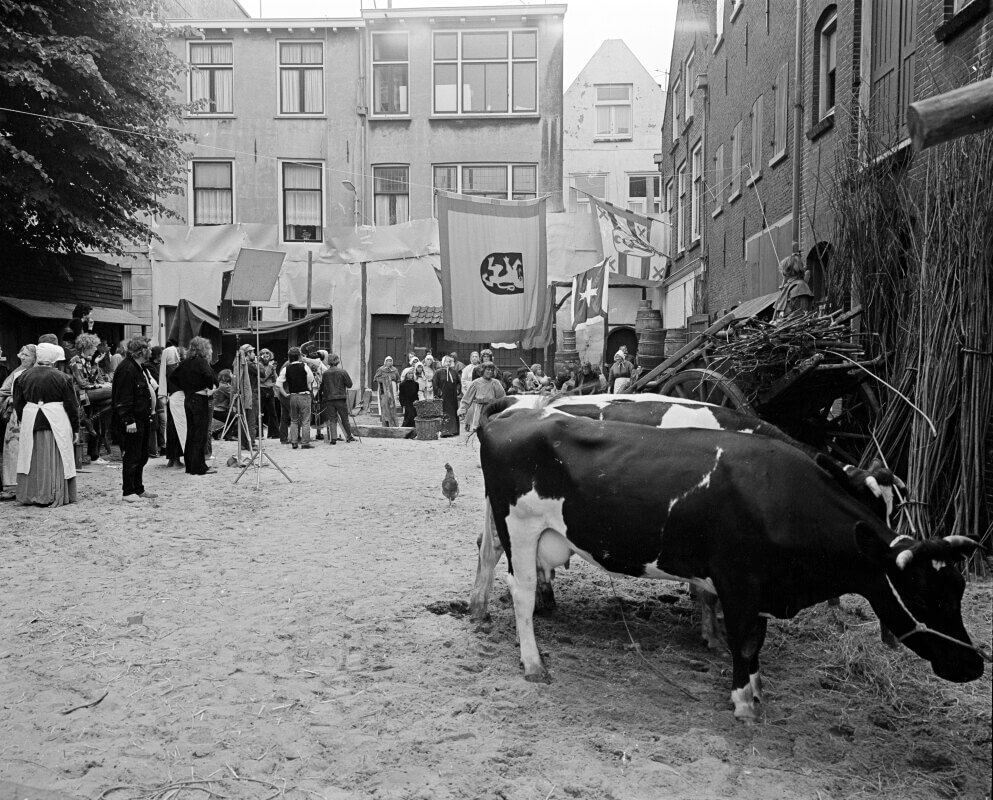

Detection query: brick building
(660, 0), (992, 321)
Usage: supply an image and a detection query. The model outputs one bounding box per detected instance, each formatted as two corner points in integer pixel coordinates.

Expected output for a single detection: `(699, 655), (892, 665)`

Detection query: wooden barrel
(561, 329), (577, 351)
(637, 328), (666, 371)
(414, 417), (441, 441)
(555, 349), (581, 371)
(634, 301), (663, 341)
(664, 327), (689, 357)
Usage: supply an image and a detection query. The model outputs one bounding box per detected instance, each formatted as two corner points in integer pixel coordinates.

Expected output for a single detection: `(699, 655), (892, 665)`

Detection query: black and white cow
(468, 393), (903, 645)
(476, 408), (984, 720)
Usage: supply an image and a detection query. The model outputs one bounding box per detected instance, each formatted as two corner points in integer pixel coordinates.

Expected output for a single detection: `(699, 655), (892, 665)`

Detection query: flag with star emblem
(579, 191), (665, 280)
(571, 257), (609, 327)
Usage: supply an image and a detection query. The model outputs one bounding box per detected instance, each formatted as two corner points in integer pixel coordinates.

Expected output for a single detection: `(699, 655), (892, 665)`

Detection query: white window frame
(188, 40), (233, 116)
(749, 96), (763, 183)
(672, 74), (682, 141)
(730, 121), (742, 200)
(691, 142), (703, 242)
(594, 84), (633, 140)
(713, 144), (725, 216)
(373, 165), (410, 226)
(676, 160), (687, 253)
(730, 0), (745, 22)
(277, 40), (325, 117)
(371, 31), (409, 116)
(568, 172), (608, 213)
(190, 160), (234, 226)
(626, 174), (661, 214)
(431, 29), (538, 116)
(684, 50), (695, 121)
(952, 0), (969, 10)
(716, 0), (726, 43)
(278, 159), (325, 244)
(434, 163), (538, 212)
(818, 11), (837, 119)
(772, 62), (789, 162)
(664, 178), (674, 257)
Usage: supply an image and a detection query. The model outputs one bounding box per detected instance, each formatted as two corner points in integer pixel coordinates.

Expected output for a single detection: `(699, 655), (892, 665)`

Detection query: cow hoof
(468, 609), (491, 624)
(524, 671), (551, 684)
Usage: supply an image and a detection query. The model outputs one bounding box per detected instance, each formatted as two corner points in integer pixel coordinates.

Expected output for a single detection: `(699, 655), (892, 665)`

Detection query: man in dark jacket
(112, 335), (156, 502)
(319, 354), (355, 444)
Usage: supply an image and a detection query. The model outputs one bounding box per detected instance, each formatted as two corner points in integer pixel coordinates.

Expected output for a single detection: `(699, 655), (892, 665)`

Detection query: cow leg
(725, 612), (768, 722)
(469, 501), (503, 622)
(535, 567), (557, 615)
(504, 518), (547, 682)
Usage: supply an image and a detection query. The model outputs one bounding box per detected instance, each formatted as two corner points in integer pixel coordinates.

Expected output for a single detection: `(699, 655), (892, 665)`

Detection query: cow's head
(855, 523), (985, 682)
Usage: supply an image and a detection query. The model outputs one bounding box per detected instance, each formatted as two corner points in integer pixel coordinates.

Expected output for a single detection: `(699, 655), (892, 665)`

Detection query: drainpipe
(791, 0), (803, 255)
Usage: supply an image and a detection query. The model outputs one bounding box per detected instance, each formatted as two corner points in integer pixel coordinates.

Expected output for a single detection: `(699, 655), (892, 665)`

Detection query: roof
(729, 290), (779, 321)
(363, 4), (567, 21)
(224, 311), (329, 336)
(0, 295), (144, 326)
(406, 306), (445, 327)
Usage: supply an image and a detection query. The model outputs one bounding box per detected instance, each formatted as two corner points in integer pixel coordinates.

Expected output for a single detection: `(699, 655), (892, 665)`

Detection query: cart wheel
(659, 368), (756, 415)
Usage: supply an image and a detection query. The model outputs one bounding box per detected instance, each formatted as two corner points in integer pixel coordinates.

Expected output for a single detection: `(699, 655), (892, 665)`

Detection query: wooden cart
(627, 305), (882, 463)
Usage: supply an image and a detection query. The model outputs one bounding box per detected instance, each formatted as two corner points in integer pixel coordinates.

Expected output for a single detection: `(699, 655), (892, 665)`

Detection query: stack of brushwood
(706, 307), (872, 410)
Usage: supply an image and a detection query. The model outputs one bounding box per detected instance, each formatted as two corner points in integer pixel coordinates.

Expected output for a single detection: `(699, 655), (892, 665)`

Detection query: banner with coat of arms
(580, 190), (666, 280)
(437, 191), (551, 347)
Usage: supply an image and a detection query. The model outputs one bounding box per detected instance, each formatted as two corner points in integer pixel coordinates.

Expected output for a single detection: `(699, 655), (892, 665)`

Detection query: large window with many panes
(432, 30), (537, 115)
(434, 164), (537, 213)
(192, 161), (233, 226)
(373, 166), (409, 225)
(627, 174), (660, 214)
(595, 84), (632, 140)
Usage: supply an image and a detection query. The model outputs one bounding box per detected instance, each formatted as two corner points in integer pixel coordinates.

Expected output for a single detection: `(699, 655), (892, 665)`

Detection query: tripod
(234, 323), (291, 488)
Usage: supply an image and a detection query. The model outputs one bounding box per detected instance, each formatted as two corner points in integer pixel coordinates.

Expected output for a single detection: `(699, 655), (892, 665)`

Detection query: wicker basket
(414, 398), (443, 418)
(414, 417), (441, 441)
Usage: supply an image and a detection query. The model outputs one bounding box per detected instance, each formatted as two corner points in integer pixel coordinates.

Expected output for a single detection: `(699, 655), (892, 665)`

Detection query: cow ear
(853, 521), (892, 565)
(941, 535), (980, 562)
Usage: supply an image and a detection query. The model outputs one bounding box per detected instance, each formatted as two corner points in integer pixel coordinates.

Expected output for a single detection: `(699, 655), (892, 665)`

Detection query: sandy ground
(0, 420), (991, 800)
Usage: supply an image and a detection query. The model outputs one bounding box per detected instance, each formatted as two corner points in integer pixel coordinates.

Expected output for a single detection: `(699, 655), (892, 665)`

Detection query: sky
(247, 0), (677, 88)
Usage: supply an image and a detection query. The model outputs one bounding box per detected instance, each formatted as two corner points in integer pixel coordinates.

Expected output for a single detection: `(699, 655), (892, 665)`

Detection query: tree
(0, 0), (191, 255)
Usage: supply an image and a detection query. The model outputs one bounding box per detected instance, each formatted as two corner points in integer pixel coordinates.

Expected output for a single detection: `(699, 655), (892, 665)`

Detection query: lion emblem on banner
(479, 252), (524, 295)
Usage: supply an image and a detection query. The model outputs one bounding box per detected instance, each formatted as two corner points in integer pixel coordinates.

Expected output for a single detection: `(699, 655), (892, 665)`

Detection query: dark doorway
(370, 314), (407, 379)
(607, 326), (638, 359)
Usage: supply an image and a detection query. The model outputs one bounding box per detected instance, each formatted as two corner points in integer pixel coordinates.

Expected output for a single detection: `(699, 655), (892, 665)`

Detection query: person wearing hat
(11, 342), (80, 506)
(459, 361), (505, 433)
(0, 343), (37, 500)
(112, 335), (157, 502)
(233, 343), (258, 449)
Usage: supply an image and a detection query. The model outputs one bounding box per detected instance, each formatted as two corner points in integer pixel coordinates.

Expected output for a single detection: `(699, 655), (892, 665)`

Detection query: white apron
(17, 400), (76, 480)
(169, 391), (188, 451)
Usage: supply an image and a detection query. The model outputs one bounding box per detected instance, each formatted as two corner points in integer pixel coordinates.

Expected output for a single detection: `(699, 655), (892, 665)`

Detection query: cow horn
(865, 476), (883, 499)
(943, 535), (978, 548)
(895, 549), (914, 570)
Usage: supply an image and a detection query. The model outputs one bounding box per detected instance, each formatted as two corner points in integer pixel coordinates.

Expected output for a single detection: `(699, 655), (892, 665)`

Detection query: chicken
(442, 463), (459, 507)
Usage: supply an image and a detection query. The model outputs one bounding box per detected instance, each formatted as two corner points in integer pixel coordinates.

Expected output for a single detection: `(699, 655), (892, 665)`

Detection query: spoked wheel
(659, 368), (756, 415)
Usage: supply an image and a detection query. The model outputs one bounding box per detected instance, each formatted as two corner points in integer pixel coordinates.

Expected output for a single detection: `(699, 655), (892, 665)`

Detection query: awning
(224, 311), (328, 336)
(730, 290), (780, 321)
(0, 295), (144, 326)
(167, 299), (221, 347)
(405, 305), (444, 328)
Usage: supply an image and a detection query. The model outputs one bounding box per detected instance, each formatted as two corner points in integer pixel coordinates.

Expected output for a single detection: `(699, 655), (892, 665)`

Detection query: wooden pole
(360, 261), (368, 388)
(907, 77), (993, 152)
(306, 250), (313, 315)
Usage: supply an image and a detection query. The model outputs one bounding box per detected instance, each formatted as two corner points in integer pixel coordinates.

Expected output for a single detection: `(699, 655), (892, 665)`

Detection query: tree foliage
(0, 0), (191, 255)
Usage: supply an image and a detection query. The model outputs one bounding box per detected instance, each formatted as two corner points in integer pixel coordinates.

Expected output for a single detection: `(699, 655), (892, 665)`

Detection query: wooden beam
(907, 77), (993, 151)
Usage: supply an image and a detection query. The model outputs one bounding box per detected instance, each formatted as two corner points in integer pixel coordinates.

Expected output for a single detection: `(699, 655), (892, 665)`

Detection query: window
(691, 143), (703, 242)
(713, 144), (725, 214)
(281, 161), (323, 242)
(569, 173), (607, 212)
(249, 306), (263, 323)
(432, 30), (537, 115)
(372, 32), (409, 115)
(952, 0), (969, 9)
(684, 51), (695, 121)
(627, 175), (661, 214)
(434, 164), (537, 210)
(676, 161), (687, 252)
(594, 84), (633, 139)
(730, 121), (742, 198)
(373, 166), (409, 225)
(278, 41), (324, 115)
(817, 11), (837, 119)
(672, 74), (683, 140)
(189, 42), (233, 114)
(664, 178), (674, 256)
(773, 62), (789, 159)
(731, 0), (744, 20)
(750, 96), (763, 181)
(192, 161), (233, 226)
(290, 307), (332, 350)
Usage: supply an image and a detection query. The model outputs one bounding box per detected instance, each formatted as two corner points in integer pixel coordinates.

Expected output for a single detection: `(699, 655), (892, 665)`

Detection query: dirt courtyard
(1, 427), (990, 800)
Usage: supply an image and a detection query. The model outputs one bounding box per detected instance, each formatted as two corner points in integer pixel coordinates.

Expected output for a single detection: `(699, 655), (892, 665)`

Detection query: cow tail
(480, 396), (517, 424)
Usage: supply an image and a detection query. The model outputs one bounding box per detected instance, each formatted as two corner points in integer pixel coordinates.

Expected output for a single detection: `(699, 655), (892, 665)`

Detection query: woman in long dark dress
(172, 337), (217, 476)
(432, 355), (461, 437)
(13, 343), (80, 506)
(398, 370), (420, 427)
